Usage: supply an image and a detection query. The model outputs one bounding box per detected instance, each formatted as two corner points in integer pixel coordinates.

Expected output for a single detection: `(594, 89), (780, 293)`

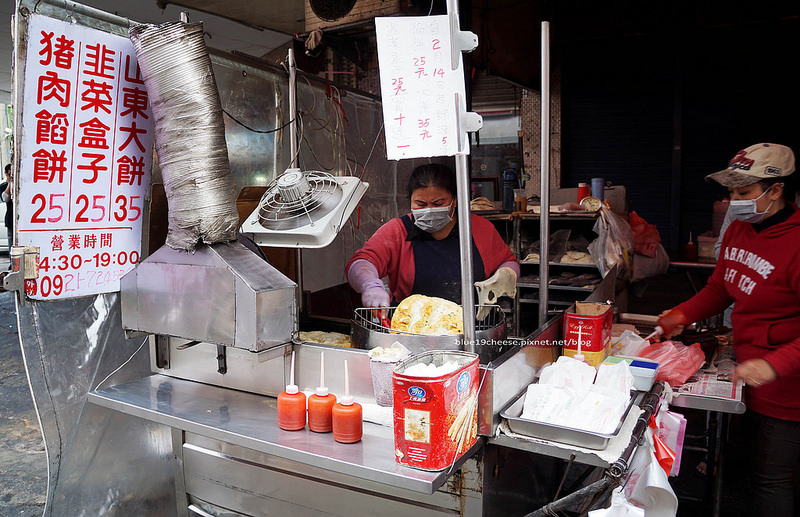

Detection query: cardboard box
(697, 231), (716, 259)
(563, 302), (613, 366)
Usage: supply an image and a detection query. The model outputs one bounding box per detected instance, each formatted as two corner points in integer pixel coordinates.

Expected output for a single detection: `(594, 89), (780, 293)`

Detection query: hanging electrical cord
(222, 109), (296, 134)
(335, 122), (384, 233)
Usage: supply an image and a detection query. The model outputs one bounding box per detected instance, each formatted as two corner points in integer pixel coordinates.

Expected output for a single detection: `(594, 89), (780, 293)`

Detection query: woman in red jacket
(658, 143), (799, 517)
(346, 163), (518, 307)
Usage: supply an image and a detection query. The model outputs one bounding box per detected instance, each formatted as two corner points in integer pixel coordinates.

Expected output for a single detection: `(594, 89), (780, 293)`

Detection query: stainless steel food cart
(8, 2), (654, 515)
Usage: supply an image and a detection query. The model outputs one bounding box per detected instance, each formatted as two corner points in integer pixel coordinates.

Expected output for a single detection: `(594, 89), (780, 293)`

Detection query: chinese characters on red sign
(20, 15), (154, 300)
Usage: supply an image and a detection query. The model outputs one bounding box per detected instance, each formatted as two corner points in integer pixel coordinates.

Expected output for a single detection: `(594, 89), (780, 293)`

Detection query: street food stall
(8, 1), (692, 516)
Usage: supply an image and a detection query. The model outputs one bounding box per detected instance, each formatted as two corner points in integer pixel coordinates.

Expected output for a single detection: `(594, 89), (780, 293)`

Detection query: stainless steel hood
(121, 241), (297, 351)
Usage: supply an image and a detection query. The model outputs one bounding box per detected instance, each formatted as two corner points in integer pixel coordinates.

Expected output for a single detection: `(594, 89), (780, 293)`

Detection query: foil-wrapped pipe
(129, 21), (239, 251)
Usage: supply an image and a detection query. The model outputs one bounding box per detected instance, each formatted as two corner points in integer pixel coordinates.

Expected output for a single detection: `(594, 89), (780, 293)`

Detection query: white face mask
(728, 184), (780, 223)
(412, 203), (454, 233)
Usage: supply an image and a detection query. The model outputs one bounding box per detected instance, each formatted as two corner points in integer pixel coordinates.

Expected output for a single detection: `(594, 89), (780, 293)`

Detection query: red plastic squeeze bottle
(577, 182), (590, 203)
(332, 360), (362, 443)
(308, 351), (336, 433)
(277, 350), (306, 431)
(683, 232), (698, 261)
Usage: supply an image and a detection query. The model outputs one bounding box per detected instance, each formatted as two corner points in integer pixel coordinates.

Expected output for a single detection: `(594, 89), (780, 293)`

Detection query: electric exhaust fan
(241, 167), (368, 248)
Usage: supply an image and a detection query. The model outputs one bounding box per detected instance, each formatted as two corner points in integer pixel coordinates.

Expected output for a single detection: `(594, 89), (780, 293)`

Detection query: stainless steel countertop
(88, 374), (480, 494)
(670, 391), (746, 414)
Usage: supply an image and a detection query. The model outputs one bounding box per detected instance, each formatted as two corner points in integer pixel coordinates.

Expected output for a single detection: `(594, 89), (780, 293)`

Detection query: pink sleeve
(346, 218), (406, 277)
(345, 218), (410, 300)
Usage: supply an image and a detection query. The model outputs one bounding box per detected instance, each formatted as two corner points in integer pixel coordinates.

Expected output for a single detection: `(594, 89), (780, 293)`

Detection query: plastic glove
(474, 266), (517, 320)
(347, 259), (390, 308)
(656, 308), (687, 338)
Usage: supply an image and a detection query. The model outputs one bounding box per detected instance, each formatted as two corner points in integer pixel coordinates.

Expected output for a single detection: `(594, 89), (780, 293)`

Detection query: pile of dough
(298, 331), (352, 347)
(470, 197), (496, 211)
(391, 294), (463, 335)
(559, 251), (594, 264)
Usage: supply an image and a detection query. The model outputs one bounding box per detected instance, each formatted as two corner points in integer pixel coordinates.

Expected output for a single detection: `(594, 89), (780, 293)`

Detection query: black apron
(400, 214), (486, 304)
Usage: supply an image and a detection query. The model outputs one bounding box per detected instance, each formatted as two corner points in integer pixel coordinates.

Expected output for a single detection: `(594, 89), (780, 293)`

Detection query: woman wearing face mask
(658, 143), (800, 517)
(346, 162), (518, 307)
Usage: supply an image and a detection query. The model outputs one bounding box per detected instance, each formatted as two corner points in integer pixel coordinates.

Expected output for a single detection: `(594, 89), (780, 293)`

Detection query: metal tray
(499, 388), (637, 450)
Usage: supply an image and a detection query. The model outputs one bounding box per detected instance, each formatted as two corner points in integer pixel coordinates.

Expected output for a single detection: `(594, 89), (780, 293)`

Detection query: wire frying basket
(353, 305), (504, 334)
(350, 305), (507, 356)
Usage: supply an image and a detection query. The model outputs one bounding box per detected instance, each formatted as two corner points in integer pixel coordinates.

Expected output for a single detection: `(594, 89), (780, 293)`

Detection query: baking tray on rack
(500, 388), (638, 450)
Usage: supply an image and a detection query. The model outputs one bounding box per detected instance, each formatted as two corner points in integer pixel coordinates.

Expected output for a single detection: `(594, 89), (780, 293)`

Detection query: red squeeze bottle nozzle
(332, 360), (363, 443)
(308, 351), (336, 433)
(278, 351), (307, 431)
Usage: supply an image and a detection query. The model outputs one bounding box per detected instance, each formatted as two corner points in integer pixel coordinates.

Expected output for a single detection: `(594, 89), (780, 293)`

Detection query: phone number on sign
(25, 268), (131, 298)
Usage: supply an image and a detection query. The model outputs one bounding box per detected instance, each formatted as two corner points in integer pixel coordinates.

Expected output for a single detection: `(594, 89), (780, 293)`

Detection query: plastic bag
(524, 228), (570, 263)
(648, 415), (676, 476)
(588, 206), (635, 278)
(624, 427), (679, 517)
(638, 341), (705, 386)
(654, 407), (687, 476)
(629, 211), (661, 258)
(631, 242), (669, 282)
(588, 487), (645, 517)
(610, 329), (649, 357)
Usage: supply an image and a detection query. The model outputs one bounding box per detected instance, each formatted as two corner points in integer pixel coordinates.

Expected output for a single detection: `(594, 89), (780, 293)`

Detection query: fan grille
(258, 170), (344, 231)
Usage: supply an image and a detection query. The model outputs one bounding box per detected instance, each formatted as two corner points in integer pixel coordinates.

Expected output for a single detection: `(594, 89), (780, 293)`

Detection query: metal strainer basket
(351, 305), (507, 358)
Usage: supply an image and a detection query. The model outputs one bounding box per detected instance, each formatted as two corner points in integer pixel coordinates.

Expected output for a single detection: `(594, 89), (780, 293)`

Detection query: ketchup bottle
(308, 352), (336, 433)
(683, 232), (698, 261)
(278, 351), (307, 431)
(332, 360), (362, 443)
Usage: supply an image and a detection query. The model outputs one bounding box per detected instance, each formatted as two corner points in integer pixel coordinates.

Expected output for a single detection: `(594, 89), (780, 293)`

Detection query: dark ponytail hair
(407, 163), (457, 198)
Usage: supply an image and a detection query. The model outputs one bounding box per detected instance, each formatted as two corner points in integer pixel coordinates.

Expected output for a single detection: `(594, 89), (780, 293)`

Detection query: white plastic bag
(624, 428), (678, 517)
(588, 487), (645, 517)
(610, 330), (650, 357)
(588, 205), (635, 278)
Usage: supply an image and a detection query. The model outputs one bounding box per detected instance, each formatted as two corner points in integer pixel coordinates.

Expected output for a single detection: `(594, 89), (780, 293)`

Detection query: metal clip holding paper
(448, 16), (478, 70)
(446, 0), (482, 152)
(454, 93), (483, 153)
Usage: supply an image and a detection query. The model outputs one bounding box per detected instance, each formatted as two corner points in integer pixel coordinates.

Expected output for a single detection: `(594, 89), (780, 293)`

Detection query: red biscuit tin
(393, 351), (479, 471)
(563, 301), (613, 366)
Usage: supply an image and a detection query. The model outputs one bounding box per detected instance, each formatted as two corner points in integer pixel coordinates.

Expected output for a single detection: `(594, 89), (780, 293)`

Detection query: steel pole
(455, 153), (476, 351)
(538, 21), (551, 327)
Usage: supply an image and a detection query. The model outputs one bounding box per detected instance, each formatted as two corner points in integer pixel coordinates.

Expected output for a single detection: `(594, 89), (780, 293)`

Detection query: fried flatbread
(390, 294), (463, 335)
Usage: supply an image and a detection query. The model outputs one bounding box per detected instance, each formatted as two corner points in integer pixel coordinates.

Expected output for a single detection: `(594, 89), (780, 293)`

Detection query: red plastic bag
(629, 211), (661, 258)
(649, 416), (676, 477)
(638, 340), (705, 386)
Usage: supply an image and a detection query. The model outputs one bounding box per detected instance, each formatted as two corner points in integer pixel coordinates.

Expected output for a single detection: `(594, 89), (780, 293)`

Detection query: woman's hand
(362, 285), (390, 308)
(348, 259), (389, 307)
(656, 308), (687, 338)
(733, 359), (778, 388)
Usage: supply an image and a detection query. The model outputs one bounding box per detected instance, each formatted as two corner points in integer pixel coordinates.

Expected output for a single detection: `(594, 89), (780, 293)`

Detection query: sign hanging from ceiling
(375, 15), (473, 160)
(18, 14), (154, 300)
